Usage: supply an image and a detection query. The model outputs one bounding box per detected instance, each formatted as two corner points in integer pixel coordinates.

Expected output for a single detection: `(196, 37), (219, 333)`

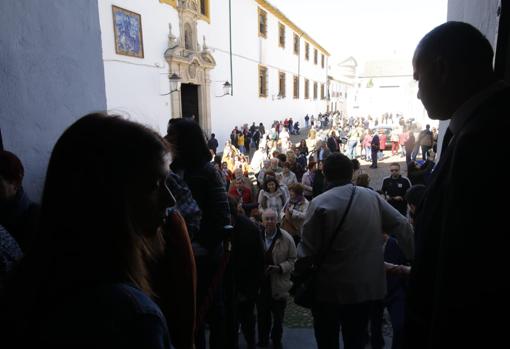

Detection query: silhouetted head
(0, 151), (25, 203)
(413, 21), (496, 120)
(323, 153), (353, 185)
(165, 118), (211, 170)
(39, 113), (173, 292)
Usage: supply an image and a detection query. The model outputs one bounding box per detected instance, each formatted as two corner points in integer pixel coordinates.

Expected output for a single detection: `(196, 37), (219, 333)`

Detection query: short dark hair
(323, 153), (353, 183)
(263, 176), (279, 191)
(416, 21), (494, 76)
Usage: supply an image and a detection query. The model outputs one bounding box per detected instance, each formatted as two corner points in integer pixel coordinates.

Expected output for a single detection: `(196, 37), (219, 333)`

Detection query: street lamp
(223, 81), (232, 96)
(216, 81), (232, 97)
(169, 73), (182, 93)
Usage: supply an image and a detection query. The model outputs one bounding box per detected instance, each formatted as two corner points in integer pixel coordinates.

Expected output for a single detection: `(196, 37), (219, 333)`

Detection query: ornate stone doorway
(164, 0), (216, 135)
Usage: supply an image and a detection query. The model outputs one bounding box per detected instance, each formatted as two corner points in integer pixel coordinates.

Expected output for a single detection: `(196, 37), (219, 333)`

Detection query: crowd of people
(1, 21), (507, 349)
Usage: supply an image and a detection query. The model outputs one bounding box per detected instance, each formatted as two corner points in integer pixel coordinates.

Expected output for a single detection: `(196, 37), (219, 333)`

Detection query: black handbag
(291, 186), (356, 309)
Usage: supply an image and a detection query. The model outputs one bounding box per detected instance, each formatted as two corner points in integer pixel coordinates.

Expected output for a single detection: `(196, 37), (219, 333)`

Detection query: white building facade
(98, 0), (330, 146)
(328, 56), (357, 118)
(351, 58), (428, 126)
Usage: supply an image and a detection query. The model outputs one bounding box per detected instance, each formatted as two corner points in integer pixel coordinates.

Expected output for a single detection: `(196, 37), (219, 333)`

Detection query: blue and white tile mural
(112, 6), (144, 58)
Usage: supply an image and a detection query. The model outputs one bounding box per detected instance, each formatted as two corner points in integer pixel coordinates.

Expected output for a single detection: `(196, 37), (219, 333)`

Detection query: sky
(269, 0), (448, 65)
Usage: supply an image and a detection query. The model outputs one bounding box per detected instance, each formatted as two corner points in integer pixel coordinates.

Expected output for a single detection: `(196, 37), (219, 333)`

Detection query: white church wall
(436, 0), (501, 158)
(98, 0), (330, 148)
(202, 0), (329, 147)
(98, 0), (178, 135)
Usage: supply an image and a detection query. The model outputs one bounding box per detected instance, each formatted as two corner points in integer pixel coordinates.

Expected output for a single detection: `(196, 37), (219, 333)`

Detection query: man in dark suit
(208, 133), (219, 155)
(404, 21), (510, 348)
(327, 130), (340, 153)
(369, 130), (379, 168)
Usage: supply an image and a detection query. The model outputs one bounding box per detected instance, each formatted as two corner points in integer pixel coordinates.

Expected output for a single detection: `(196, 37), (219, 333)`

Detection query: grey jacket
(298, 184), (414, 305)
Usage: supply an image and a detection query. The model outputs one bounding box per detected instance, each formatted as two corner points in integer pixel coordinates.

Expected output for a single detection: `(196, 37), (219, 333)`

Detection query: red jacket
(379, 134), (387, 149)
(228, 185), (252, 203)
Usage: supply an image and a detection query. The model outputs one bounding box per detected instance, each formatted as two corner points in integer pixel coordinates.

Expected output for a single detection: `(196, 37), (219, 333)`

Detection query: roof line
(358, 74), (413, 78)
(255, 0), (330, 56)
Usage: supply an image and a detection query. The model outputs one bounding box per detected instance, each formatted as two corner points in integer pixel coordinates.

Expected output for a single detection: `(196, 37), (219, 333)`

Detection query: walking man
(369, 131), (380, 168)
(208, 133), (219, 155)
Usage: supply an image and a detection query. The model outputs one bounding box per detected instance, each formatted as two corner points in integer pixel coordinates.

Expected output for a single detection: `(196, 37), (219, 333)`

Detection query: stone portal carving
(165, 0), (216, 134)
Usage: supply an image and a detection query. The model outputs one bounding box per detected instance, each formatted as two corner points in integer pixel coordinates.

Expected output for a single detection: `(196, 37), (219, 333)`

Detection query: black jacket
(227, 216), (264, 300)
(327, 136), (339, 153)
(404, 84), (510, 348)
(207, 138), (218, 152)
(371, 134), (380, 151)
(381, 175), (411, 216)
(174, 162), (230, 251)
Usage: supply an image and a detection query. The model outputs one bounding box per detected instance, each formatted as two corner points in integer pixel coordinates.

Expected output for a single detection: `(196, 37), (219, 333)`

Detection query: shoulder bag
(291, 186), (356, 309)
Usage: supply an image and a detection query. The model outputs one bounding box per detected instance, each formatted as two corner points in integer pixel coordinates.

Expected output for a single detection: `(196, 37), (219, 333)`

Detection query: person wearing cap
(0, 151), (38, 253)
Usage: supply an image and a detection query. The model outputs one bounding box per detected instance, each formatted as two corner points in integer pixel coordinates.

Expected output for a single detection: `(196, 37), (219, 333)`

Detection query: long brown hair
(10, 113), (168, 301)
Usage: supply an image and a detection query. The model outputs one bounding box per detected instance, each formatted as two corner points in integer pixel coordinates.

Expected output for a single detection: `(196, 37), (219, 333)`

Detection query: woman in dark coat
(165, 118), (231, 349)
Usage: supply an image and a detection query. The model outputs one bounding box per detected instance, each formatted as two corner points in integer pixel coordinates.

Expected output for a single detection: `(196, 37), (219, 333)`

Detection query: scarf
(289, 195), (304, 206)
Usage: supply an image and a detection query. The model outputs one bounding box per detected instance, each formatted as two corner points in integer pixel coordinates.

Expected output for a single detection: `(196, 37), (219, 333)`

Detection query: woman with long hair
(1, 113), (175, 348)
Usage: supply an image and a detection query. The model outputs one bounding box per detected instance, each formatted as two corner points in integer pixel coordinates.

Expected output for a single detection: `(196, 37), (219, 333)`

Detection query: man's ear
(434, 56), (450, 85)
(14, 179), (22, 192)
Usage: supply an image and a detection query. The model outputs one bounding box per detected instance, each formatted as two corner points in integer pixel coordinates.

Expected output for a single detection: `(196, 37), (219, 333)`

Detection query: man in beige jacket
(299, 153), (414, 349)
(256, 209), (296, 349)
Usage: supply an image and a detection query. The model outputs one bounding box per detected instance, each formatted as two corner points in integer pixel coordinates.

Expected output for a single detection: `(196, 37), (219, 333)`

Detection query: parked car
(371, 125), (393, 150)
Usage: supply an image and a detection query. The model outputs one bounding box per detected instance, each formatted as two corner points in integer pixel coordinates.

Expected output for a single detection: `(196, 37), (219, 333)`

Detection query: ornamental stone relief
(164, 0), (216, 134)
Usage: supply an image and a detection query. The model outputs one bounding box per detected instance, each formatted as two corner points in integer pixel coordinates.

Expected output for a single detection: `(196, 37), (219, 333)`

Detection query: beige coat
(266, 228), (297, 299)
(299, 184), (414, 305)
